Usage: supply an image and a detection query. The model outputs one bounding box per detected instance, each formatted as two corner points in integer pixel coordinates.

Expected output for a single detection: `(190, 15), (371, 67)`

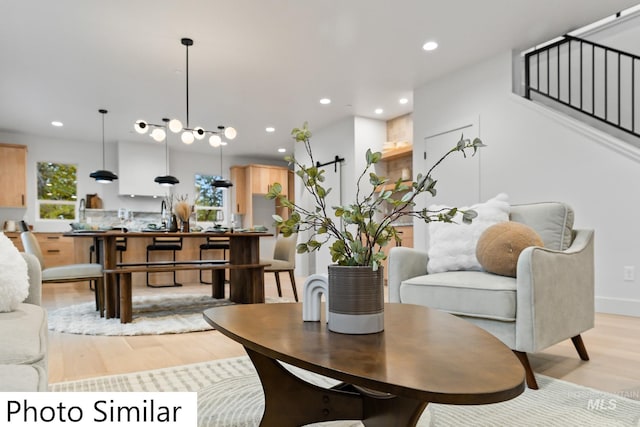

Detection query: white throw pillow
(427, 193), (510, 274)
(0, 232), (30, 312)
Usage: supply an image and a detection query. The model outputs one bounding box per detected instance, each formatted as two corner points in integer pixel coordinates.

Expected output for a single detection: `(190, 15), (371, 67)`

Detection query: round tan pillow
(476, 221), (544, 277)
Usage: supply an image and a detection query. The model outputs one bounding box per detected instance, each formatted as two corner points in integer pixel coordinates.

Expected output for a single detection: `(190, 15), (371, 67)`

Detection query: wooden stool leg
(120, 273), (132, 324)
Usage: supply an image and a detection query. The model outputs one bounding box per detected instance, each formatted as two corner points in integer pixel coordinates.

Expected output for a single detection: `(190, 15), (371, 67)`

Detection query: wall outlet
(624, 266), (635, 281)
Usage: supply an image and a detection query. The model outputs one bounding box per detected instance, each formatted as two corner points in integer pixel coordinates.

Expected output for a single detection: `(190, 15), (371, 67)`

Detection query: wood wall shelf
(381, 145), (412, 160)
(375, 180), (412, 193)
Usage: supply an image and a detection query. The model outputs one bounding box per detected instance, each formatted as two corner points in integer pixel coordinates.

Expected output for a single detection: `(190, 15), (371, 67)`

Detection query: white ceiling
(1, 0), (638, 158)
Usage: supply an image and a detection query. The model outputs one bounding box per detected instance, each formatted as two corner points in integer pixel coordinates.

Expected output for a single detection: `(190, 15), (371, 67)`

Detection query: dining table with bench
(65, 230), (272, 323)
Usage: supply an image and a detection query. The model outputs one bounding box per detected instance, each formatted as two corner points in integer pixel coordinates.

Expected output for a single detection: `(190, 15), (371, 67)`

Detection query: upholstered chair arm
(515, 229), (594, 352)
(21, 253), (42, 306)
(388, 247), (429, 303)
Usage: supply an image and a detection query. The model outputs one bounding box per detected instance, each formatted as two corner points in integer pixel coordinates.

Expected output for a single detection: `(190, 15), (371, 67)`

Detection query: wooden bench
(104, 261), (269, 323)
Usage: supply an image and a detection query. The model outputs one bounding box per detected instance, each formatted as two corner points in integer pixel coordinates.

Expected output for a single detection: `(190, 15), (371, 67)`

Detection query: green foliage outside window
(37, 162), (77, 220)
(194, 174), (224, 222)
(39, 204), (76, 220)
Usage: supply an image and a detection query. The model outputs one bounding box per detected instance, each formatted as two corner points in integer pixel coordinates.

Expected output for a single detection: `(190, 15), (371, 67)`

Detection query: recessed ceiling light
(399, 98), (409, 105)
(51, 121), (63, 127)
(374, 108), (383, 115)
(422, 41), (438, 51)
(319, 98), (331, 105)
(220, 141), (228, 146)
(278, 148), (286, 153)
(266, 127), (275, 133)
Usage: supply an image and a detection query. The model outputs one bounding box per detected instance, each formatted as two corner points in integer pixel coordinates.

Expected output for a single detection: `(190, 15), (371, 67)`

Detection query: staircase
(523, 31), (640, 146)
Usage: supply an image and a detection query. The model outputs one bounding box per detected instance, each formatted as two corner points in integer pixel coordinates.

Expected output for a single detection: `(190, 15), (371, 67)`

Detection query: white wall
(293, 117), (386, 277)
(293, 117), (353, 276)
(413, 50), (640, 316)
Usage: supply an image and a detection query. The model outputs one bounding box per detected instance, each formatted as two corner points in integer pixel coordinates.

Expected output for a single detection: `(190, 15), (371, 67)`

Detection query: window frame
(36, 161), (78, 222)
(194, 173), (228, 227)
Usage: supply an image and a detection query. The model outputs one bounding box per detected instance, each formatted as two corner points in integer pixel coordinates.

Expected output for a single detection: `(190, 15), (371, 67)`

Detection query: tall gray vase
(327, 265), (384, 334)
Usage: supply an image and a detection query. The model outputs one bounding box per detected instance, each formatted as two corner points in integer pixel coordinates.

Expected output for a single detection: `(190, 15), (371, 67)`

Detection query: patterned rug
(47, 294), (287, 336)
(50, 356), (640, 427)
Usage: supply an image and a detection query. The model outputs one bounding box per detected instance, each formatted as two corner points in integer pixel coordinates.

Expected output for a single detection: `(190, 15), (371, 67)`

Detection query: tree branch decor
(266, 122), (486, 270)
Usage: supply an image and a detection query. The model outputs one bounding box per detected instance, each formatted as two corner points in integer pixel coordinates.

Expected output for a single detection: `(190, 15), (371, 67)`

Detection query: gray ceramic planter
(327, 265), (384, 334)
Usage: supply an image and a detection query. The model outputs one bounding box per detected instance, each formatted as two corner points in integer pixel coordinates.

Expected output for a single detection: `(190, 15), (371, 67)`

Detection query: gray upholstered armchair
(0, 253), (48, 391)
(388, 202), (594, 389)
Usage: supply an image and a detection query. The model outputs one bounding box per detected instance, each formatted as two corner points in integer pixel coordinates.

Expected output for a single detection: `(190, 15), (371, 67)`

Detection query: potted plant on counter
(267, 122), (485, 334)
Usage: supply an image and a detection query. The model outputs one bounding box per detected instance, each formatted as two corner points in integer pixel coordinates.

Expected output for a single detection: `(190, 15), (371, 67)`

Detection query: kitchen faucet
(79, 198), (86, 222)
(161, 199), (167, 228)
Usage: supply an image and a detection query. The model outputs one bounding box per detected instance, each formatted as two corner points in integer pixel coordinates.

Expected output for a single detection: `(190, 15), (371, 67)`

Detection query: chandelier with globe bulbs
(134, 38), (237, 147)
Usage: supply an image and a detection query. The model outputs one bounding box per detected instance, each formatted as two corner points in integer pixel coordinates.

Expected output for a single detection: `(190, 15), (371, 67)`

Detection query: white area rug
(50, 356), (640, 427)
(48, 294), (285, 336)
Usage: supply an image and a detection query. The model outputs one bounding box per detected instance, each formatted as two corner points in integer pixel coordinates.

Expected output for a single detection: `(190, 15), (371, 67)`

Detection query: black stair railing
(525, 35), (639, 139)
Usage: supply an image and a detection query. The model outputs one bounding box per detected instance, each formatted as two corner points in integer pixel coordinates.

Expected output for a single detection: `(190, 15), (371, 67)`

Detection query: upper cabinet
(230, 166), (247, 214)
(230, 164), (293, 227)
(117, 141), (166, 197)
(249, 165), (289, 196)
(0, 143), (27, 207)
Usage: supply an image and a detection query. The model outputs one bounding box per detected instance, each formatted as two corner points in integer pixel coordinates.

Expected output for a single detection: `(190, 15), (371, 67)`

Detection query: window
(37, 162), (78, 220)
(194, 174), (227, 225)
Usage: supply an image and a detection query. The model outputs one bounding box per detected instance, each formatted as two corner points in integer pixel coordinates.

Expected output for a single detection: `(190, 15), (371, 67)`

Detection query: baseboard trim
(595, 296), (640, 317)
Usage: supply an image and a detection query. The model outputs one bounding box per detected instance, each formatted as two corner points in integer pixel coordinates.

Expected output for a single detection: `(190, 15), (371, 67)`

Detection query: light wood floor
(44, 278), (640, 398)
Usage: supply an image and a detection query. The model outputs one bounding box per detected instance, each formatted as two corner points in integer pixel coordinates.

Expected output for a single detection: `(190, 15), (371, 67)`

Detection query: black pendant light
(90, 109), (118, 183)
(213, 143), (233, 188)
(213, 178), (233, 188)
(154, 118), (180, 186)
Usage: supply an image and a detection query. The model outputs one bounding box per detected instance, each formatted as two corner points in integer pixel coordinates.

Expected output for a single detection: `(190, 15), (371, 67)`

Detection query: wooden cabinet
(230, 164), (292, 227)
(36, 233), (74, 268)
(230, 166), (247, 214)
(4, 232), (24, 251)
(0, 143), (27, 207)
(248, 165), (289, 196)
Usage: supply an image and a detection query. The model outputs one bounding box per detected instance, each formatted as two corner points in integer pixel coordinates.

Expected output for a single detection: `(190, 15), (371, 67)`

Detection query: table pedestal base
(246, 348), (428, 427)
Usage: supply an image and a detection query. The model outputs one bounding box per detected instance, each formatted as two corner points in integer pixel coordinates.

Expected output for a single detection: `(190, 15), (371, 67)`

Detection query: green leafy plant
(267, 122), (486, 270)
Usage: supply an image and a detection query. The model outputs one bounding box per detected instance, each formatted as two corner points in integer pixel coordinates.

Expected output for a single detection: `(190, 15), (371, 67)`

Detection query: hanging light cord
(219, 146), (223, 178)
(185, 40), (190, 129)
(163, 118), (170, 175)
(100, 109), (107, 170)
